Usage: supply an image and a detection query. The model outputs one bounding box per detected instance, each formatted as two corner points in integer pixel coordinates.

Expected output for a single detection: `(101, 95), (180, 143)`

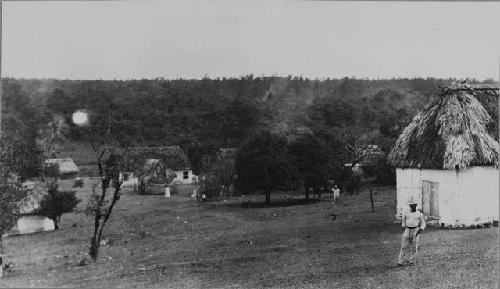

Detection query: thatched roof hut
(131, 146), (195, 187)
(388, 84), (499, 170)
(389, 83), (499, 227)
(44, 158), (79, 179)
(133, 146), (192, 171)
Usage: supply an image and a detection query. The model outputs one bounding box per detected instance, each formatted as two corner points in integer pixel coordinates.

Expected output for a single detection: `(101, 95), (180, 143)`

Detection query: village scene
(0, 1), (499, 289)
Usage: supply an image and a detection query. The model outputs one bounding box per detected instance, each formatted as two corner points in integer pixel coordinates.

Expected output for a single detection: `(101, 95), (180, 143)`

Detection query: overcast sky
(2, 0), (500, 80)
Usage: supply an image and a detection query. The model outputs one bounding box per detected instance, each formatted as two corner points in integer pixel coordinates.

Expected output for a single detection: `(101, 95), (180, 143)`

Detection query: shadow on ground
(220, 198), (321, 208)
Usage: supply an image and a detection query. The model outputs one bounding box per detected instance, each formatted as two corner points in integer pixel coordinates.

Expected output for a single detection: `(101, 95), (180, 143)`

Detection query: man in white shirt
(398, 198), (426, 266)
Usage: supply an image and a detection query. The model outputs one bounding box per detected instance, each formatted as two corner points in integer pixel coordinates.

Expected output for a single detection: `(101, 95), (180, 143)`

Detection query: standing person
(332, 185), (340, 204)
(398, 198), (426, 266)
(164, 184), (171, 198)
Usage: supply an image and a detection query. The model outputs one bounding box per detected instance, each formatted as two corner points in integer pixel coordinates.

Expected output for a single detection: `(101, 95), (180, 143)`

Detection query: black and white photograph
(0, 0), (499, 288)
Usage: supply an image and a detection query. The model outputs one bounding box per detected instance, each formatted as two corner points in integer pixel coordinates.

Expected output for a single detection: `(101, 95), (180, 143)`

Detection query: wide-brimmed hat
(408, 197), (418, 205)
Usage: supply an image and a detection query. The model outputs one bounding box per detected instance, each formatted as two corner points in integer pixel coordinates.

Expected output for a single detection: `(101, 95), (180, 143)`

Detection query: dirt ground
(1, 180), (498, 289)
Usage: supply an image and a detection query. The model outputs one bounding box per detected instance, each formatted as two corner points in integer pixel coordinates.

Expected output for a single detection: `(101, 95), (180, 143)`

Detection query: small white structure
(388, 84), (499, 227)
(3, 185), (56, 237)
(170, 169), (195, 184)
(119, 172), (139, 187)
(10, 216), (55, 236)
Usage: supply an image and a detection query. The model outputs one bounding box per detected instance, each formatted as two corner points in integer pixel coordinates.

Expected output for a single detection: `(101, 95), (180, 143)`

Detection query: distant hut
(388, 83), (499, 227)
(130, 146), (195, 190)
(44, 158), (79, 179)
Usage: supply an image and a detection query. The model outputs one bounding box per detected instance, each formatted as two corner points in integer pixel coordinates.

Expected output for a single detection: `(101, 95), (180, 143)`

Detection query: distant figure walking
(332, 185), (340, 204)
(398, 198), (426, 266)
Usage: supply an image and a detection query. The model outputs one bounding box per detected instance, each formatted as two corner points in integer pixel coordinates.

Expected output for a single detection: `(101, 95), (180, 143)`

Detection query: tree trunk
(89, 212), (102, 261)
(265, 189), (271, 204)
(53, 218), (60, 230)
(0, 235), (3, 278)
(89, 235), (99, 261)
(370, 190), (374, 213)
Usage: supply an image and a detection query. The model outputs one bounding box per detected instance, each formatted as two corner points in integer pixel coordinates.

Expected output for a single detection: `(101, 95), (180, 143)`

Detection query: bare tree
(78, 110), (136, 262)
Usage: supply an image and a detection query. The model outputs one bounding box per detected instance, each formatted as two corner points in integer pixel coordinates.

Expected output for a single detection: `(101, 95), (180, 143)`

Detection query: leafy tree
(374, 159), (396, 185)
(180, 140), (219, 176)
(0, 184), (27, 254)
(379, 108), (413, 139)
(0, 138), (28, 259)
(199, 149), (237, 200)
(218, 99), (260, 146)
(290, 134), (331, 200)
(235, 132), (295, 204)
(46, 88), (77, 115)
(212, 149), (237, 199)
(36, 184), (80, 230)
(1, 82), (43, 180)
(198, 171), (220, 200)
(308, 97), (360, 129)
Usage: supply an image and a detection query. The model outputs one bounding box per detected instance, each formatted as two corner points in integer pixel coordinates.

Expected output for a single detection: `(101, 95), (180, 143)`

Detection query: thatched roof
(388, 83), (499, 170)
(44, 158), (79, 174)
(132, 146), (191, 171)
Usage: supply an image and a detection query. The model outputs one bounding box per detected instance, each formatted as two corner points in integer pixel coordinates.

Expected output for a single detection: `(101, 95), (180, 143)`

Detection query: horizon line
(2, 75), (498, 82)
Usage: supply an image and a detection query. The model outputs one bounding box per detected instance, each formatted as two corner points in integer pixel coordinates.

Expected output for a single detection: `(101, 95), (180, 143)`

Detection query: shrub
(37, 184), (80, 230)
(73, 178), (84, 188)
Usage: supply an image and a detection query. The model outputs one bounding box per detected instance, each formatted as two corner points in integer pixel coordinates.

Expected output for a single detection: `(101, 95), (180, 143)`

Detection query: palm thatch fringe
(388, 84), (499, 170)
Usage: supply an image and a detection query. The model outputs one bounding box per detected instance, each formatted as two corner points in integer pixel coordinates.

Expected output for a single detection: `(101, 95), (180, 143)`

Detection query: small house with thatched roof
(388, 83), (499, 227)
(44, 158), (79, 179)
(122, 146), (195, 186)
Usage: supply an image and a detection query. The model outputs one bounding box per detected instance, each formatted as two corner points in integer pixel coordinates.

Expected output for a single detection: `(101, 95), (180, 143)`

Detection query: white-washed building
(388, 85), (499, 227)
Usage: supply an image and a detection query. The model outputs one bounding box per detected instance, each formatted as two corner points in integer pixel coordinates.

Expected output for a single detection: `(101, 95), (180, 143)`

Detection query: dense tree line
(1, 76), (497, 182)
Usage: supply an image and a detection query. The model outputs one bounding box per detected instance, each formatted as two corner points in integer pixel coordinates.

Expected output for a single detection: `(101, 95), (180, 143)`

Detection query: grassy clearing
(0, 181), (497, 289)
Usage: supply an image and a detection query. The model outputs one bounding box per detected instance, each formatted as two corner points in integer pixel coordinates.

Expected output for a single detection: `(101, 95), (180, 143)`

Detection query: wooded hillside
(2, 76), (497, 179)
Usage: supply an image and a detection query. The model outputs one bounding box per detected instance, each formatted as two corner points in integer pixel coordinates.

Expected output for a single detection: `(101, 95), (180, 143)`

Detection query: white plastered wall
(454, 166), (499, 226)
(172, 169), (195, 184)
(395, 167), (499, 226)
